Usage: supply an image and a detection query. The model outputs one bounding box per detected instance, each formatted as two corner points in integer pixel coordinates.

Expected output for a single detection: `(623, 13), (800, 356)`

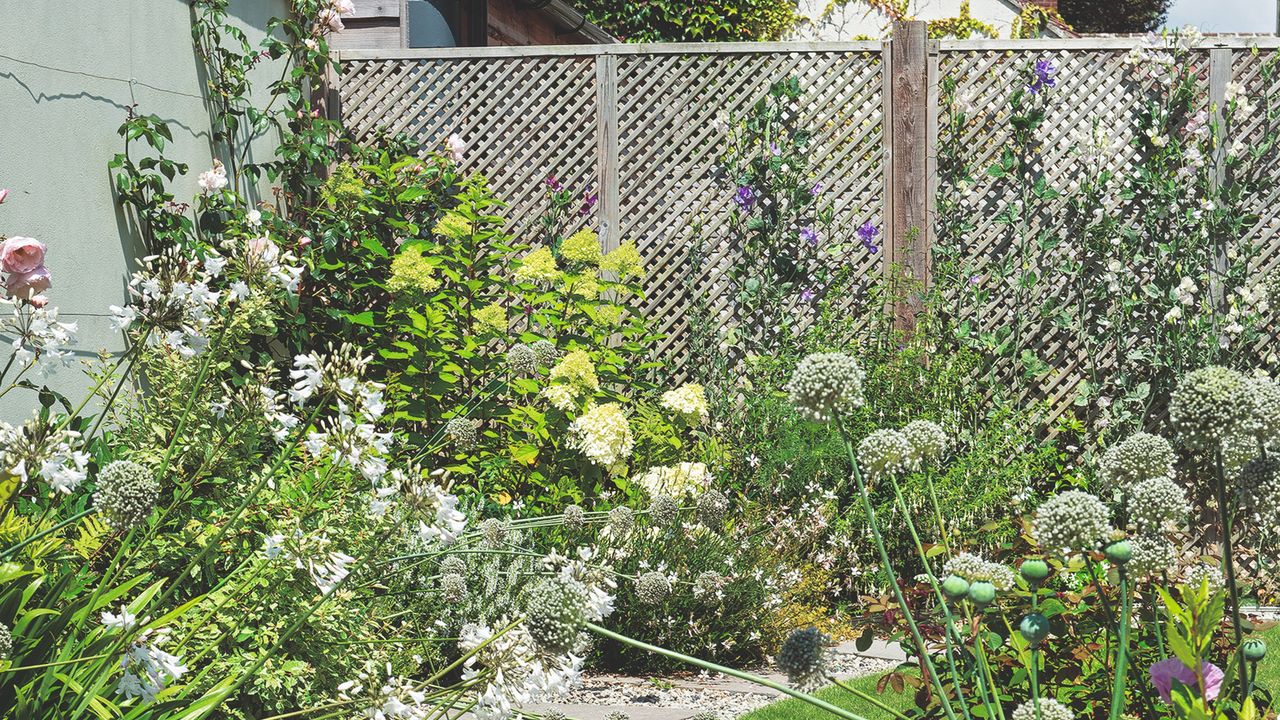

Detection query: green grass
(740, 671), (915, 720)
(744, 623), (1280, 720)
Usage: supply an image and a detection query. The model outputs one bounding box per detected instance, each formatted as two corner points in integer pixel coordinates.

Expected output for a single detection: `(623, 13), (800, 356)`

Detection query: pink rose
(1149, 658), (1223, 704)
(6, 265), (51, 298)
(446, 134), (466, 163)
(1, 236), (47, 274)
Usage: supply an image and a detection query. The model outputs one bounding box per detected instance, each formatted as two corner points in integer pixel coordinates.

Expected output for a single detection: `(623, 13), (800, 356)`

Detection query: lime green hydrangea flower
(592, 304), (623, 326)
(568, 402), (634, 468)
(559, 228), (603, 266)
(387, 245), (441, 297)
(321, 163), (365, 206)
(660, 383), (708, 424)
(549, 350), (599, 393)
(474, 301), (507, 333)
(561, 272), (600, 300)
(600, 241), (644, 279)
(515, 246), (561, 284)
(433, 212), (472, 240)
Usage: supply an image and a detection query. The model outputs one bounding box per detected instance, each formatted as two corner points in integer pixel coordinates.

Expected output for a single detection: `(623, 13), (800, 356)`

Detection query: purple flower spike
(857, 221), (880, 254)
(734, 186), (757, 211)
(1028, 59), (1058, 95)
(800, 226), (819, 247)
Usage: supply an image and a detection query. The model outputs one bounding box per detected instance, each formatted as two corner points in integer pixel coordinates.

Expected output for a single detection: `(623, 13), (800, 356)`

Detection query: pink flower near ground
(0, 189), (9, 204)
(6, 265), (51, 298)
(1149, 658), (1223, 704)
(1, 236), (47, 274)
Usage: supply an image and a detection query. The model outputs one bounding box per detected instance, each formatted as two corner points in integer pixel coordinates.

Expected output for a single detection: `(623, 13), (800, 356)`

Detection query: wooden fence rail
(331, 26), (1280, 412)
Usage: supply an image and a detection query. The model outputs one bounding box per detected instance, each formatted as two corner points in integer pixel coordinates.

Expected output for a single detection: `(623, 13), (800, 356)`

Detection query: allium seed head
(697, 489), (729, 527)
(648, 494), (679, 527)
(530, 339), (560, 367)
(440, 572), (468, 603)
(857, 429), (913, 480)
(479, 518), (509, 548)
(1244, 375), (1280, 448)
(1128, 532), (1179, 578)
(1127, 475), (1188, 531)
(562, 503), (586, 530)
(776, 627), (830, 691)
(902, 419), (950, 466)
(0, 622), (10, 660)
(524, 576), (589, 655)
(506, 344), (537, 375)
(608, 506), (635, 536)
(1011, 699), (1074, 720)
(93, 460), (160, 530)
(1099, 432), (1176, 490)
(445, 417), (479, 451)
(1169, 366), (1250, 450)
(635, 571), (671, 605)
(1033, 490), (1112, 558)
(439, 555), (467, 577)
(786, 353), (865, 423)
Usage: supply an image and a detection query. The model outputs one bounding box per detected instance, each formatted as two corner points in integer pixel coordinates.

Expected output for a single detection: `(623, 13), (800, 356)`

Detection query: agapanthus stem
(1107, 568), (1131, 720)
(839, 424), (960, 720)
(1213, 449), (1248, 703)
(587, 623), (873, 720)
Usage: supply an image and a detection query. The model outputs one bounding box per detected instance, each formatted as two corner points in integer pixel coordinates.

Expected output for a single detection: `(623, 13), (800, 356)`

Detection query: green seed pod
(1104, 540), (1133, 565)
(1020, 559), (1051, 584)
(967, 580), (997, 607)
(941, 574), (970, 600)
(1019, 613), (1050, 645)
(1244, 638), (1268, 662)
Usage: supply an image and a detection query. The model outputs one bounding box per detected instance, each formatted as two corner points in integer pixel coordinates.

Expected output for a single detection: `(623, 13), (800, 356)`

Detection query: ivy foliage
(578, 0), (797, 42)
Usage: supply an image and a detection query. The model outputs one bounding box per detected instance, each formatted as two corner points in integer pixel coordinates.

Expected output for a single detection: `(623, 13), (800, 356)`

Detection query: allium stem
(586, 623), (873, 720)
(839, 423), (960, 720)
(1213, 449), (1248, 703)
(1107, 568), (1131, 720)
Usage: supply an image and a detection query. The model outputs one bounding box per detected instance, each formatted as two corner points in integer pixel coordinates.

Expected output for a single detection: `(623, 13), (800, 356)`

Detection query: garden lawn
(740, 672), (914, 720)
(1254, 622), (1280, 690)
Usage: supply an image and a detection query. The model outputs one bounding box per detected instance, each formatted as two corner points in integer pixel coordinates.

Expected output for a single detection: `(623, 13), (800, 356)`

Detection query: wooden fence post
(888, 20), (932, 334)
(596, 53), (621, 252)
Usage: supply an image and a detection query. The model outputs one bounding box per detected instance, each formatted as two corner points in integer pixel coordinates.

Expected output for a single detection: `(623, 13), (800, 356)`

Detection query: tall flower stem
(1213, 448), (1248, 702)
(587, 623), (873, 720)
(1107, 568), (1131, 720)
(838, 423), (960, 720)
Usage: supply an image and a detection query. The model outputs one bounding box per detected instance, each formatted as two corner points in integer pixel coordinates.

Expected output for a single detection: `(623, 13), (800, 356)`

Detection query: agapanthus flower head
(857, 429), (913, 479)
(1150, 658), (1223, 704)
(1169, 366), (1250, 450)
(660, 383), (709, 424)
(902, 419), (950, 465)
(776, 627), (830, 692)
(530, 339), (560, 367)
(562, 503), (586, 530)
(635, 571), (672, 605)
(1127, 475), (1188, 531)
(1011, 699), (1073, 720)
(507, 343), (537, 375)
(608, 506), (635, 536)
(786, 353), (865, 423)
(697, 489), (729, 527)
(445, 416), (479, 451)
(567, 403), (634, 468)
(1128, 531), (1179, 579)
(1033, 490), (1112, 557)
(648, 493), (680, 527)
(1099, 432), (1176, 489)
(0, 416), (89, 493)
(94, 460), (160, 530)
(942, 552), (1016, 591)
(524, 576), (590, 655)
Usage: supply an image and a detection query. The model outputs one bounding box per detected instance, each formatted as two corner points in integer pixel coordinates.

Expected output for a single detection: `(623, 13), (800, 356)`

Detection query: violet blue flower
(968, 274), (982, 286)
(1029, 59), (1058, 95)
(800, 226), (819, 247)
(734, 186), (757, 211)
(800, 287), (816, 303)
(545, 175), (563, 191)
(810, 182), (823, 196)
(579, 188), (598, 216)
(857, 221), (880, 254)
(1149, 658), (1223, 704)
(770, 142), (782, 156)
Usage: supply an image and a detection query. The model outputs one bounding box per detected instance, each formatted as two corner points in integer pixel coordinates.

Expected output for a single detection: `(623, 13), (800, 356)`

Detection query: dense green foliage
(1059, 0), (1172, 33)
(579, 0), (797, 41)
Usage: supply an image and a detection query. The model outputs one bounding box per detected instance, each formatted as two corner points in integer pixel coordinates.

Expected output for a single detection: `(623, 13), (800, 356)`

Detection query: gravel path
(527, 641), (904, 720)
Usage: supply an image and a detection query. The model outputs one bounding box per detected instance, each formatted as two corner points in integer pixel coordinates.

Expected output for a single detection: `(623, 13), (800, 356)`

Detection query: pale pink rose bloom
(6, 265), (51, 298)
(1149, 658), (1223, 704)
(318, 8), (344, 32)
(1, 236), (47, 274)
(0, 189), (9, 204)
(332, 0), (355, 15)
(446, 134), (466, 162)
(197, 160), (228, 193)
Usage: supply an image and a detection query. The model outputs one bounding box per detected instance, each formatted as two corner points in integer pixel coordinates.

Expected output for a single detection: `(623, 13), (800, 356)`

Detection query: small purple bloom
(800, 287), (817, 303)
(810, 182), (823, 196)
(579, 187), (598, 216)
(734, 186), (757, 211)
(1028, 59), (1058, 95)
(545, 175), (563, 191)
(770, 142), (782, 156)
(968, 274), (982, 286)
(799, 225), (819, 247)
(857, 221), (880, 254)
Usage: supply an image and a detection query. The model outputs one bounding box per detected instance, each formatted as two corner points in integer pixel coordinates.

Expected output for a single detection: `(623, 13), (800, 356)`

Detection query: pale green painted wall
(0, 0), (287, 418)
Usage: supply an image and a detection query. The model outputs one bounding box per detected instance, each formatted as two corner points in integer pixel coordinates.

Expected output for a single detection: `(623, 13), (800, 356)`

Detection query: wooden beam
(596, 54), (620, 251)
(889, 20), (931, 334)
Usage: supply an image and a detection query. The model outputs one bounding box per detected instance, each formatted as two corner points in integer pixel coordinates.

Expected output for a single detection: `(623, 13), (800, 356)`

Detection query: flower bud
(1244, 638), (1268, 662)
(1104, 540), (1133, 565)
(967, 580), (996, 607)
(942, 574), (970, 600)
(1019, 613), (1050, 645)
(1020, 559), (1050, 584)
